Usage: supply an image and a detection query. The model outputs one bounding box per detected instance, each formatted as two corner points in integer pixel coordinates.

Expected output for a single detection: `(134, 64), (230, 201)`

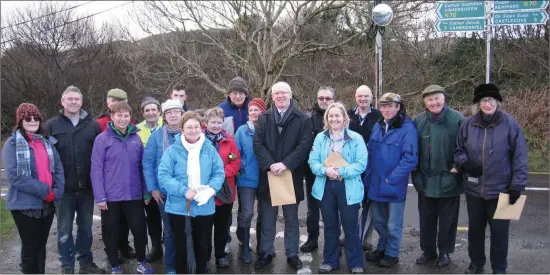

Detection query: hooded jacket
(218, 97), (250, 136)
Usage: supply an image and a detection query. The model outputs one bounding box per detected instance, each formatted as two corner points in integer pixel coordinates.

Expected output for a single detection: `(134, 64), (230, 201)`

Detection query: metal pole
(486, 0), (493, 83)
(374, 0), (382, 105)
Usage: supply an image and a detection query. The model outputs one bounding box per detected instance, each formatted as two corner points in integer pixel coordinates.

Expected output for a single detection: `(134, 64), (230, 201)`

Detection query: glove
(463, 160), (483, 178)
(194, 187), (216, 206)
(508, 190), (521, 205)
(45, 188), (55, 203)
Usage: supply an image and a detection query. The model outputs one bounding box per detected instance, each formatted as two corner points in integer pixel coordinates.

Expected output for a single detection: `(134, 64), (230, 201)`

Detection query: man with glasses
(300, 86), (335, 253)
(347, 85), (382, 252)
(45, 86), (105, 274)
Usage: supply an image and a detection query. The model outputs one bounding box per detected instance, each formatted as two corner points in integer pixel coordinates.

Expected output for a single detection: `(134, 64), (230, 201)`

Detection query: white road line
(297, 267), (312, 274)
(230, 226), (237, 233)
(300, 235), (308, 244)
(407, 183), (548, 191)
(1, 193), (6, 197)
(93, 215), (101, 221)
(299, 254), (313, 263)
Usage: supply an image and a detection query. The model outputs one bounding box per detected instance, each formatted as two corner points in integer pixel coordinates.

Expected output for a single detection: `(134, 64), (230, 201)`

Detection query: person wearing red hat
(234, 98), (266, 263)
(2, 103), (65, 274)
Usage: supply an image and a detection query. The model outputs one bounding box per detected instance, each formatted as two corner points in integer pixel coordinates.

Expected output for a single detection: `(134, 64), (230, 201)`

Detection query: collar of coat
(377, 113), (406, 130)
(58, 108), (90, 121)
(323, 128), (352, 142)
(471, 109), (502, 128)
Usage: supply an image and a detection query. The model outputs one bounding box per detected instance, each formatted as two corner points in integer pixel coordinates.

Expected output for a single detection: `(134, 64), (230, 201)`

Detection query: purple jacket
(454, 109), (528, 200)
(91, 124), (146, 203)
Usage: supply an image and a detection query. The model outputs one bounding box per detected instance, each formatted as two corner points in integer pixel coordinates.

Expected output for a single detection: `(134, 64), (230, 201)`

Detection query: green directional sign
(494, 0), (549, 12)
(436, 1), (485, 19)
(436, 19), (485, 32)
(494, 11), (549, 25)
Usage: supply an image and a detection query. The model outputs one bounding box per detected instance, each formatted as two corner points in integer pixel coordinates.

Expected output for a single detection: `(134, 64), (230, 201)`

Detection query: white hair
(271, 81), (292, 95)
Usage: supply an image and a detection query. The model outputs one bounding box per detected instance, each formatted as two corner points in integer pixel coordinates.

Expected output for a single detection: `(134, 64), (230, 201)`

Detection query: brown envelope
(323, 152), (349, 168)
(493, 193), (527, 220)
(268, 170), (296, 207)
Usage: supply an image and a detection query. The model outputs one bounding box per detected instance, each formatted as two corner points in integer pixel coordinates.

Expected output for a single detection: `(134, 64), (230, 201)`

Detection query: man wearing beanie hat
(142, 99), (184, 273)
(218, 76), (251, 137)
(455, 83), (527, 274)
(364, 92), (418, 267)
(135, 96), (164, 262)
(411, 85), (465, 268)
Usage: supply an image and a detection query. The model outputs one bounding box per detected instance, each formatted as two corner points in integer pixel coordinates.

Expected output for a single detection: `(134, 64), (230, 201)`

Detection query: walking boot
(241, 228), (251, 264)
(300, 236), (319, 252)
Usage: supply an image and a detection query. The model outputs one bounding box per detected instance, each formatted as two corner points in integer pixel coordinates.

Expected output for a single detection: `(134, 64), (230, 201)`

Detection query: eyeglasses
(480, 98), (496, 105)
(24, 116), (40, 122)
(317, 97), (334, 101)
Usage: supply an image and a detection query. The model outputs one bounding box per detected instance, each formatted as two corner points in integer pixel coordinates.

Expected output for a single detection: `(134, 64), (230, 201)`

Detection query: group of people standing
(3, 77), (528, 275)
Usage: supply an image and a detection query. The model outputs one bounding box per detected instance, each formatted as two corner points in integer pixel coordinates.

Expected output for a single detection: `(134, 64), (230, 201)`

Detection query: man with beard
(347, 85), (382, 251)
(300, 86), (335, 253)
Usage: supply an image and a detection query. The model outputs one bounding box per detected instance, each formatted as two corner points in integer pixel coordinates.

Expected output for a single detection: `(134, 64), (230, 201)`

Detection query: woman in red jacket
(203, 107), (241, 268)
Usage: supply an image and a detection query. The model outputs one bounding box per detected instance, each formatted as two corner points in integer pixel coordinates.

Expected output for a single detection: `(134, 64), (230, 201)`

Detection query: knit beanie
(140, 96), (161, 111)
(248, 98), (266, 112)
(161, 99), (183, 113)
(473, 83), (502, 104)
(16, 103), (42, 125)
(228, 77), (249, 95)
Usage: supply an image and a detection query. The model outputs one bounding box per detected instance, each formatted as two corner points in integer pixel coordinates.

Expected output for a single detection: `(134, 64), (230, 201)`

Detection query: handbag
(215, 180), (233, 204)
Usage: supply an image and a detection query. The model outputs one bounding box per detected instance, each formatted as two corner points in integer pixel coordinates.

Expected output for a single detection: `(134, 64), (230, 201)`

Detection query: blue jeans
(372, 201), (406, 257)
(56, 189), (94, 268)
(320, 179), (362, 269)
(158, 200), (176, 273)
(237, 187), (256, 228)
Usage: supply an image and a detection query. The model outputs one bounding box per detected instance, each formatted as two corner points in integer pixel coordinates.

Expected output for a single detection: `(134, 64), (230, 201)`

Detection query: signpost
(494, 10), (549, 25)
(435, 0), (549, 83)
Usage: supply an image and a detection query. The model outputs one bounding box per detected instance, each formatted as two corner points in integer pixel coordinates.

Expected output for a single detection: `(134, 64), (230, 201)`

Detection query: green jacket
(411, 106), (465, 198)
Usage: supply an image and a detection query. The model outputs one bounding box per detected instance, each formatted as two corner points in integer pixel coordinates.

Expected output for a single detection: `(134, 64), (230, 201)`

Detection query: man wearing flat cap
(364, 92), (418, 268)
(411, 85), (465, 268)
(97, 88), (131, 132)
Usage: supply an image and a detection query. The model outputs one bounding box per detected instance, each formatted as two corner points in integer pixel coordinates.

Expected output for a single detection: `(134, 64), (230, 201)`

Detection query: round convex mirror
(372, 3), (393, 26)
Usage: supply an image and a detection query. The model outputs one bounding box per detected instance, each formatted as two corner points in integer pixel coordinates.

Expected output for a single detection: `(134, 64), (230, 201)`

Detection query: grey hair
(471, 100), (502, 114)
(61, 85), (83, 100)
(317, 86), (336, 98)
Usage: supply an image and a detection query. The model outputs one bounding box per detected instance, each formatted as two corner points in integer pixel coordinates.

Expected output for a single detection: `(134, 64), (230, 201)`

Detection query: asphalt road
(0, 174), (548, 274)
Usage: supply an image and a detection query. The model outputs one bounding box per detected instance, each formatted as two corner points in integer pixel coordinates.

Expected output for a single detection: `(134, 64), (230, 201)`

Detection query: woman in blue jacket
(364, 93), (418, 268)
(157, 111), (225, 274)
(234, 98), (266, 263)
(2, 103), (65, 274)
(308, 102), (368, 274)
(142, 99), (184, 274)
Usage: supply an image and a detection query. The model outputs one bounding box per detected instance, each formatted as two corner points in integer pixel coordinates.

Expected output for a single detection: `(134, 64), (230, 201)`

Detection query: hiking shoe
(79, 262), (106, 274)
(216, 257), (230, 268)
(136, 261), (154, 274)
(351, 267), (364, 274)
(300, 237), (319, 252)
(366, 250), (385, 262)
(416, 252), (438, 265)
(465, 262), (484, 274)
(318, 264), (336, 273)
(379, 255), (399, 267)
(437, 253), (451, 267)
(110, 266), (122, 274)
(62, 267), (75, 274)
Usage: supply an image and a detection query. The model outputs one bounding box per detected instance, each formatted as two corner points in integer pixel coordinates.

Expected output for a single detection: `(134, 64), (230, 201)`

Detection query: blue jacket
(365, 114), (419, 203)
(454, 109), (528, 200)
(218, 98), (249, 136)
(309, 129), (368, 205)
(143, 126), (178, 194)
(2, 134), (65, 210)
(157, 134), (225, 217)
(234, 123), (259, 188)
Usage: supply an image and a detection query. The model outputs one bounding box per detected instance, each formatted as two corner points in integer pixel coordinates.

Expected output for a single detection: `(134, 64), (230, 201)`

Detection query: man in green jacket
(412, 85), (465, 268)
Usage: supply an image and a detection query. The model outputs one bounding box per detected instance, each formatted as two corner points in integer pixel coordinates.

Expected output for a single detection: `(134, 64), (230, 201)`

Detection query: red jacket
(204, 129), (241, 206)
(97, 113), (135, 132)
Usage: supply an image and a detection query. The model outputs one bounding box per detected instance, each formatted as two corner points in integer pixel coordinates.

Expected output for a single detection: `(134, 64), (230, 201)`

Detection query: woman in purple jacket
(90, 102), (153, 274)
(455, 84), (528, 275)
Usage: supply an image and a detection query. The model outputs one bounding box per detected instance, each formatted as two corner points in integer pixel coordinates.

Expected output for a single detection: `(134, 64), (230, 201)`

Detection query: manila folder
(268, 170), (296, 207)
(323, 152), (349, 168)
(493, 193), (527, 220)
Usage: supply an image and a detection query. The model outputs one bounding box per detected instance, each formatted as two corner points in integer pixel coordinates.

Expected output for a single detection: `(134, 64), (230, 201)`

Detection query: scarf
(481, 111), (496, 127)
(246, 121), (255, 131)
(181, 133), (205, 190)
(162, 126), (181, 151)
(15, 131), (54, 176)
(273, 99), (296, 126)
(109, 121), (134, 140)
(205, 130), (223, 150)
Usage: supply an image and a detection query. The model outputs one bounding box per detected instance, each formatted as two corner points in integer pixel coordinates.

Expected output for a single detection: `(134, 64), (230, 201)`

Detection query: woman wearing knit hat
(454, 83), (528, 274)
(234, 98), (266, 263)
(2, 103), (65, 274)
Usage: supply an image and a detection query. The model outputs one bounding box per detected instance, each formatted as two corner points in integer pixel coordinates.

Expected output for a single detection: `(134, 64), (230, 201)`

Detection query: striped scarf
(15, 131), (54, 176)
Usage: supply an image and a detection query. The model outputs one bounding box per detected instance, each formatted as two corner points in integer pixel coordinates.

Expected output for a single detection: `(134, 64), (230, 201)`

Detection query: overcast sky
(1, 1), (149, 39)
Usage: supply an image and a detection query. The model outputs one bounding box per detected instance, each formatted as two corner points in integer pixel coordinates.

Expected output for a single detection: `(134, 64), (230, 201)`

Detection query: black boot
(300, 236), (318, 252)
(241, 227), (251, 264)
(146, 238), (164, 262)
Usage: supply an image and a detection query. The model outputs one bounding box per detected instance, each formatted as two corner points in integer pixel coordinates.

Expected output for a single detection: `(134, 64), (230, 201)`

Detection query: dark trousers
(213, 203), (233, 258)
(144, 199), (163, 246)
(101, 200), (147, 267)
(169, 213), (214, 274)
(101, 208), (130, 251)
(418, 194), (460, 254)
(11, 210), (55, 274)
(466, 194), (510, 273)
(305, 170), (320, 239)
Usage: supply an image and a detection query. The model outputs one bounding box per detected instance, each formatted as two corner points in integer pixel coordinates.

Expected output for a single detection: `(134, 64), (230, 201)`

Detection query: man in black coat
(347, 85), (382, 251)
(45, 86), (106, 274)
(300, 86), (335, 253)
(253, 82), (314, 271)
